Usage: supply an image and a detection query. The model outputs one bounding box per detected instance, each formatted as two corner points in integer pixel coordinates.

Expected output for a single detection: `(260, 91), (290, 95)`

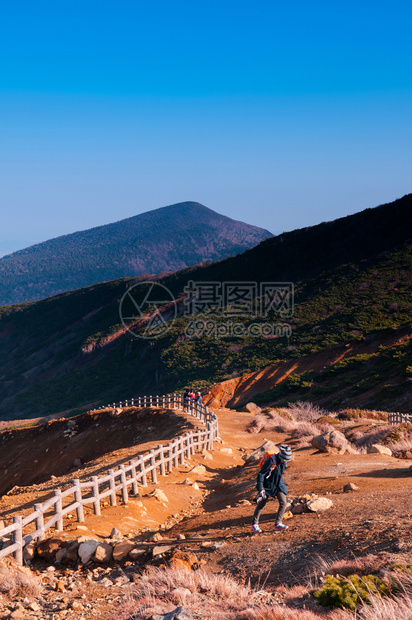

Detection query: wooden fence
(0, 395), (218, 565)
(388, 412), (412, 424)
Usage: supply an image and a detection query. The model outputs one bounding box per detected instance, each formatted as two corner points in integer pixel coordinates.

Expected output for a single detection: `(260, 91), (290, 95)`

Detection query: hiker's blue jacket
(256, 453), (288, 496)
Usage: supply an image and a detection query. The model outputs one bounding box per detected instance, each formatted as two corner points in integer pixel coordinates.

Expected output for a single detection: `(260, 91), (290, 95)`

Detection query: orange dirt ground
(0, 406), (411, 618)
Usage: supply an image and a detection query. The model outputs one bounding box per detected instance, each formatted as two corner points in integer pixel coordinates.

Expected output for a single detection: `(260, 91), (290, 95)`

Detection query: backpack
(259, 452), (277, 477)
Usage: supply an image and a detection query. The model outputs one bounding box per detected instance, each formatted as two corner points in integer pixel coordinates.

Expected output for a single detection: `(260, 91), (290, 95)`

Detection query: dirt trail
(0, 406), (411, 618)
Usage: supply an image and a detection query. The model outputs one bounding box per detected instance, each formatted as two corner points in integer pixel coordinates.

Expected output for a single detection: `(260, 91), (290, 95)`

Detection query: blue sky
(0, 1), (411, 256)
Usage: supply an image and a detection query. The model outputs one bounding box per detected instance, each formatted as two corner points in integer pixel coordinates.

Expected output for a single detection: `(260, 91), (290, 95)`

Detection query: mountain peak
(0, 202), (272, 305)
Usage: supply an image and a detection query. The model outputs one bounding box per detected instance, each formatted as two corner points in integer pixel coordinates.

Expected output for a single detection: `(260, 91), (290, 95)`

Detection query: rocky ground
(0, 407), (411, 619)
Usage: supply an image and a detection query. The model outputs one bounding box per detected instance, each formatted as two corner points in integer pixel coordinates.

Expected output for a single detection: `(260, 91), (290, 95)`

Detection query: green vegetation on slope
(0, 195), (411, 419)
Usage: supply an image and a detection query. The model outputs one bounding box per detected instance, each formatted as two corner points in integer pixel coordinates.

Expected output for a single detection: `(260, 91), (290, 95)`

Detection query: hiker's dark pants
(252, 491), (287, 525)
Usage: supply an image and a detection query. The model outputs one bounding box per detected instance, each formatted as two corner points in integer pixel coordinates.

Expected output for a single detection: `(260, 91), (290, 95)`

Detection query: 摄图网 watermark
(119, 280), (294, 339)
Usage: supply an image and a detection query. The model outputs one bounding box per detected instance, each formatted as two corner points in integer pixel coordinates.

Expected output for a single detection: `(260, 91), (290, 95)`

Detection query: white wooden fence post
(173, 438), (179, 468)
(179, 436), (185, 465)
(150, 450), (157, 483)
(138, 456), (147, 487)
(158, 445), (166, 476)
(91, 476), (101, 515)
(120, 465), (128, 504)
(34, 503), (45, 541)
(167, 442), (173, 473)
(54, 489), (63, 531)
(13, 516), (23, 565)
(129, 460), (139, 496)
(109, 469), (117, 505)
(73, 479), (85, 522)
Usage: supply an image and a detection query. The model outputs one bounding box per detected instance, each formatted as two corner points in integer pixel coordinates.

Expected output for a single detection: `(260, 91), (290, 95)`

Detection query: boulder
(189, 465), (206, 476)
(78, 539), (99, 564)
(152, 545), (173, 558)
(170, 550), (199, 571)
(23, 540), (36, 561)
(36, 537), (65, 561)
(307, 497), (333, 512)
(291, 503), (305, 515)
(343, 483), (359, 492)
(55, 548), (68, 563)
(245, 403), (262, 415)
(93, 542), (113, 563)
(153, 489), (169, 503)
(113, 541), (134, 562)
(367, 444), (393, 456)
(129, 548), (145, 560)
(243, 440), (278, 465)
(109, 527), (123, 541)
(311, 430), (349, 455)
(220, 448), (233, 455)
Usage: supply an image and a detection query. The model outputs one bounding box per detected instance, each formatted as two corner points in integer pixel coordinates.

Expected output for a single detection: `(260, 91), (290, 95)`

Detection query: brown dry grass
(0, 557), (41, 598)
(110, 567), (331, 620)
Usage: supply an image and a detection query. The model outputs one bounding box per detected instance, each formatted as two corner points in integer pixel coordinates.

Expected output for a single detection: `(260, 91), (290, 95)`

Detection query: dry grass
(287, 401), (329, 422)
(0, 557), (42, 598)
(355, 592), (412, 620)
(339, 409), (389, 422)
(313, 553), (388, 578)
(110, 567), (333, 620)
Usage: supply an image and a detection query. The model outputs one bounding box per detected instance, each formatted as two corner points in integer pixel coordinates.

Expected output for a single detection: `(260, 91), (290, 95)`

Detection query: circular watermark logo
(119, 281), (177, 339)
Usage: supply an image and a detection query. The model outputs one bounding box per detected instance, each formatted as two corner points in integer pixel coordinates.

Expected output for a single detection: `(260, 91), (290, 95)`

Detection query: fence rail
(388, 412), (412, 424)
(0, 394), (218, 565)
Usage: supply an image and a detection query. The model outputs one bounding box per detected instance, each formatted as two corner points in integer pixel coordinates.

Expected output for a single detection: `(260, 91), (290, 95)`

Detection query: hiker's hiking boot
(251, 524), (262, 533)
(274, 523), (288, 532)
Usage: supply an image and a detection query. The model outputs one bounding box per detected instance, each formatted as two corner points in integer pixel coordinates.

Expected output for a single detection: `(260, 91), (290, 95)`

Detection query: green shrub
(311, 574), (391, 610)
(317, 415), (340, 425)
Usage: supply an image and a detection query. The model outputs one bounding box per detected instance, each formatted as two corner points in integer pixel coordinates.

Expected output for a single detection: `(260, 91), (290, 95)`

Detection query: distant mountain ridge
(0, 193), (410, 421)
(0, 201), (272, 305)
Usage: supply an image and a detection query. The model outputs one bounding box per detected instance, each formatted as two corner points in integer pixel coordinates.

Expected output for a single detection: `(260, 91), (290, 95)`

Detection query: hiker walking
(195, 391), (203, 407)
(183, 389), (190, 409)
(251, 444), (292, 533)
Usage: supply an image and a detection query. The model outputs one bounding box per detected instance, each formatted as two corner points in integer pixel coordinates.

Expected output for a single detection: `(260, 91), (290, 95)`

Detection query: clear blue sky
(1, 0), (411, 256)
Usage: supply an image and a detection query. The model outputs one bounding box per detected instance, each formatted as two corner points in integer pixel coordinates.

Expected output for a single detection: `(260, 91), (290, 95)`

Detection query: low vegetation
(0, 558), (41, 598)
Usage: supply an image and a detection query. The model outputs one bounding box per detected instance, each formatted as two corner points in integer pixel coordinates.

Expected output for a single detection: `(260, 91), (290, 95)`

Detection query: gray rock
(307, 497), (333, 512)
(109, 527), (123, 541)
(152, 545), (172, 558)
(113, 540), (134, 562)
(245, 402), (262, 415)
(311, 430), (349, 455)
(367, 444), (392, 456)
(244, 440), (278, 464)
(78, 539), (99, 564)
(93, 542), (113, 563)
(99, 577), (113, 587)
(150, 606), (194, 620)
(343, 483), (359, 492)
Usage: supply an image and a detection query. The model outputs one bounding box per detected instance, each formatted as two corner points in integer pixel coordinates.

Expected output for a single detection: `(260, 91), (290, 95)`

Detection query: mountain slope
(0, 194), (410, 420)
(0, 201), (272, 305)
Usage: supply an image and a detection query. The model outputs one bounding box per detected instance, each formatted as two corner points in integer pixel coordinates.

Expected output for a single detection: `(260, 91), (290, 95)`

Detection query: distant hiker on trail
(195, 391), (203, 407)
(251, 444), (292, 533)
(183, 389), (190, 408)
